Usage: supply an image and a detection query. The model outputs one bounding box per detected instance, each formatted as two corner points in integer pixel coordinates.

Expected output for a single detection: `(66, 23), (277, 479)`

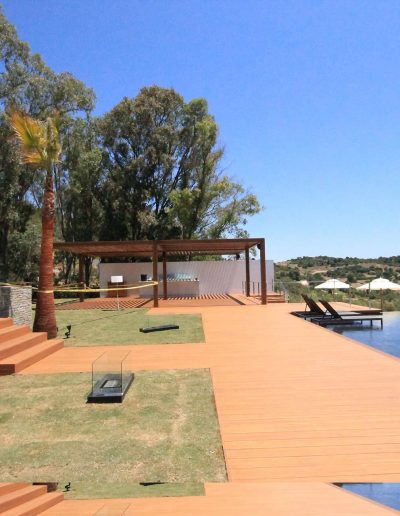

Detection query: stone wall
(0, 286), (32, 326)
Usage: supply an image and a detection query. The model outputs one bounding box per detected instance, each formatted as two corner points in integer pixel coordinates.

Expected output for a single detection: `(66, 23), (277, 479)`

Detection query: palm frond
(22, 151), (46, 165)
(9, 110), (61, 168)
(11, 111), (44, 147)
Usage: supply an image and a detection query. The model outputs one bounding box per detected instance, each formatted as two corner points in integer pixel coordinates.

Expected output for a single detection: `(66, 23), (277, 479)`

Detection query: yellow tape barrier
(1, 281), (158, 294)
(53, 281), (159, 293)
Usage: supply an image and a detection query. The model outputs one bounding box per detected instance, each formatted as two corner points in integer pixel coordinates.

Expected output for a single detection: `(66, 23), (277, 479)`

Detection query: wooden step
(0, 485), (47, 513)
(0, 339), (64, 375)
(0, 483), (30, 496)
(0, 332), (47, 360)
(266, 294), (286, 303)
(0, 318), (13, 329)
(0, 324), (30, 343)
(1, 492), (64, 516)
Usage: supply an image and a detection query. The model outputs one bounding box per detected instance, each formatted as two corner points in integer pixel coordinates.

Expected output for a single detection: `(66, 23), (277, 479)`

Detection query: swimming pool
(336, 483), (400, 511)
(333, 311), (400, 358)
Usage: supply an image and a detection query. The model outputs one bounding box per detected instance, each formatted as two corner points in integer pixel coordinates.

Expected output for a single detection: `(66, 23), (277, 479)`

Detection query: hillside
(277, 256), (400, 284)
(275, 256), (400, 310)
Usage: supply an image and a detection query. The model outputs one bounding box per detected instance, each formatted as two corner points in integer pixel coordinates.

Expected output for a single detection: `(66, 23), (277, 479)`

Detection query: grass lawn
(0, 370), (226, 499)
(54, 308), (205, 346)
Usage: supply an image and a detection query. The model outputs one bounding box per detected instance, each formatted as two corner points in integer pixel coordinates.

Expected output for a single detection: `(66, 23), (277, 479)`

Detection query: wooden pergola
(54, 238), (267, 306)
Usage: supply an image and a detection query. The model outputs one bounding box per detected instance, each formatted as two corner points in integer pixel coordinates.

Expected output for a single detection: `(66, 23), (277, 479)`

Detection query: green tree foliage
(0, 7), (95, 280)
(7, 217), (41, 282)
(56, 117), (103, 280)
(0, 112), (35, 276)
(0, 8), (94, 116)
(99, 86), (261, 241)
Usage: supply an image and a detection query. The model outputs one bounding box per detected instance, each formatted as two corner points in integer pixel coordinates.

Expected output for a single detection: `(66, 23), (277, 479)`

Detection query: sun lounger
(291, 295), (329, 319)
(312, 300), (383, 328)
(320, 300), (382, 316)
(293, 295), (382, 319)
(293, 295), (351, 319)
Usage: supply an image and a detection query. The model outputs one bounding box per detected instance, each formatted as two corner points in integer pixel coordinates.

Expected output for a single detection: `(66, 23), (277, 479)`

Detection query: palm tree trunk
(33, 167), (57, 338)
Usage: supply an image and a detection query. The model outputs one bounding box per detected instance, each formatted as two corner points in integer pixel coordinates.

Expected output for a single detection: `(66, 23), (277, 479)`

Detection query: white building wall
(99, 260), (275, 297)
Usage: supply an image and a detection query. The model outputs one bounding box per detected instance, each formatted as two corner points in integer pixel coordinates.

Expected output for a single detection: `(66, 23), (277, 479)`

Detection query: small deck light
(64, 325), (72, 339)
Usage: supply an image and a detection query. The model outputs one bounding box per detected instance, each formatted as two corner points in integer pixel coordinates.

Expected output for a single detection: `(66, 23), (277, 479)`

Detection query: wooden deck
(44, 482), (398, 515)
(55, 298), (150, 310)
(19, 302), (400, 513)
(156, 294), (241, 307)
(55, 293), (281, 309)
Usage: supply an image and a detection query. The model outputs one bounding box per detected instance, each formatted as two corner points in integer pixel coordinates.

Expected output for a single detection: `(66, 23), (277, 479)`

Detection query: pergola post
(162, 252), (168, 300)
(153, 242), (159, 307)
(78, 255), (85, 303)
(245, 247), (250, 297)
(259, 239), (267, 305)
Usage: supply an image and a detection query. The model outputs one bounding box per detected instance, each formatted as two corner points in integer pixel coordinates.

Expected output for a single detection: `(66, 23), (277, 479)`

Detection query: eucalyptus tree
(99, 86), (261, 242)
(56, 117), (103, 281)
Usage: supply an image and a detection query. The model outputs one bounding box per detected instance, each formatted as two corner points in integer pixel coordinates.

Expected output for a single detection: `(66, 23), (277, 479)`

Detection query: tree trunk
(0, 224), (9, 280)
(84, 256), (92, 286)
(33, 168), (57, 338)
(63, 253), (74, 284)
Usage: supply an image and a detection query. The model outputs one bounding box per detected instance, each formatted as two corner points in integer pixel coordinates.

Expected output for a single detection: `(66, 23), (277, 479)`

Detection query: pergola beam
(54, 238), (265, 257)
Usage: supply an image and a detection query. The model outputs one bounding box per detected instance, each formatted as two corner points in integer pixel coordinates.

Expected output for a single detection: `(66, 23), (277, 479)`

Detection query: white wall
(99, 260), (275, 297)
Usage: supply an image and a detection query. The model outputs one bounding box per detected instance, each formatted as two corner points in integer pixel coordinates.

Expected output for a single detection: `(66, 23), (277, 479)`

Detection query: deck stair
(231, 293), (286, 305)
(0, 483), (63, 515)
(266, 292), (286, 303)
(0, 318), (63, 376)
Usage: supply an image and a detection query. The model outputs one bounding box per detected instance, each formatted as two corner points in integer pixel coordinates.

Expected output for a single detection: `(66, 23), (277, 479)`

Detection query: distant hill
(276, 256), (400, 285)
(275, 256), (400, 310)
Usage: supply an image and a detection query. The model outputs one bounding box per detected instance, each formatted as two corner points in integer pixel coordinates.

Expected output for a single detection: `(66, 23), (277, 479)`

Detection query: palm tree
(10, 111), (61, 338)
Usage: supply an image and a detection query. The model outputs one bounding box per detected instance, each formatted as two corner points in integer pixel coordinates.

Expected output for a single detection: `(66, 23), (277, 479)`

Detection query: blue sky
(3, 0), (400, 261)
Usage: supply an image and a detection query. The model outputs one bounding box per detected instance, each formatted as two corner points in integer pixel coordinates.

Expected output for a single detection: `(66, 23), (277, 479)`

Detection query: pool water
(332, 311), (400, 358)
(336, 483), (400, 511)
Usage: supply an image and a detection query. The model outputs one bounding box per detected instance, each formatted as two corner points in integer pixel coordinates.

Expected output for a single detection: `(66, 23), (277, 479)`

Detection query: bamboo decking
(19, 302), (400, 514)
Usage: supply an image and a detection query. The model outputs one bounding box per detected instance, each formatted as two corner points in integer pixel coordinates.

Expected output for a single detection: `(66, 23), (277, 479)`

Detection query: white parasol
(357, 277), (400, 310)
(315, 279), (350, 290)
